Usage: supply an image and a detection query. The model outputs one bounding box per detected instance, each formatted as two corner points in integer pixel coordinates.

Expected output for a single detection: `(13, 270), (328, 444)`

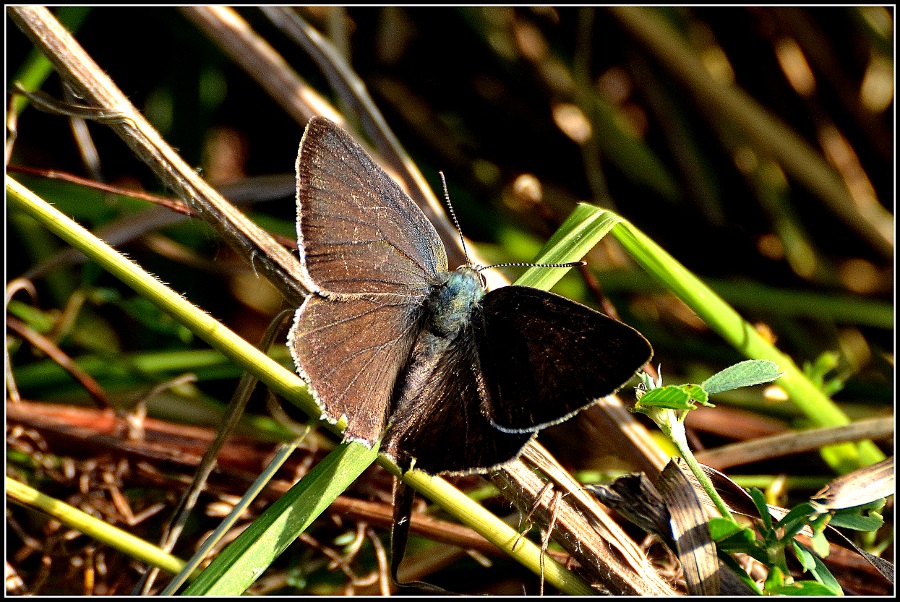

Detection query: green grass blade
(516, 203), (622, 290)
(7, 477), (185, 575)
(401, 470), (596, 595)
(611, 216), (884, 472)
(7, 177), (320, 423)
(181, 441), (379, 595)
(161, 439), (302, 595)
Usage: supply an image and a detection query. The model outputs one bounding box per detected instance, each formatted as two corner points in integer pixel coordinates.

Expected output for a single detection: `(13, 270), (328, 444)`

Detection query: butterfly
(288, 117), (652, 475)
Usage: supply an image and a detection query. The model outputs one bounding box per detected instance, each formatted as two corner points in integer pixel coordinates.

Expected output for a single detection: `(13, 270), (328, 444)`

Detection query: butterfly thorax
(425, 266), (485, 338)
(385, 265), (488, 471)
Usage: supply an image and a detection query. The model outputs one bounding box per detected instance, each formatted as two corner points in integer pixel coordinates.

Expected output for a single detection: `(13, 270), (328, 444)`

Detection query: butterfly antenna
(439, 172), (584, 272)
(439, 171), (473, 264)
(478, 259), (587, 271)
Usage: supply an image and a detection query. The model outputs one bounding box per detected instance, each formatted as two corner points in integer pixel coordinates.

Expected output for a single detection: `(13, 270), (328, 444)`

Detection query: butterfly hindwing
(288, 294), (424, 446)
(381, 321), (532, 475)
(477, 286), (653, 433)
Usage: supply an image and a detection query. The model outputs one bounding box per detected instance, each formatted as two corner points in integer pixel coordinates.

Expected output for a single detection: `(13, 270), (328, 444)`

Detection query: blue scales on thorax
(426, 266), (485, 338)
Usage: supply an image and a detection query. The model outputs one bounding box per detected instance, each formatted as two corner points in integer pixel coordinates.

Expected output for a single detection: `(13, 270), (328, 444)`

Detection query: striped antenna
(439, 172), (586, 273)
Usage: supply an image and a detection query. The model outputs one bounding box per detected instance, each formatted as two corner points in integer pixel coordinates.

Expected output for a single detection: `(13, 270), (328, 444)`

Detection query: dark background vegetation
(6, 7), (893, 595)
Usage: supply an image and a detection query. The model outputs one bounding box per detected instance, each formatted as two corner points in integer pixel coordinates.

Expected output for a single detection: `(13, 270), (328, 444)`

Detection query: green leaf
(682, 383), (711, 406)
(775, 502), (816, 539)
(805, 550), (843, 594)
(710, 519), (760, 558)
(635, 384), (693, 409)
(810, 531), (831, 558)
(764, 565), (786, 590)
(707, 517), (746, 541)
(791, 539), (817, 571)
(829, 506), (885, 532)
(749, 488), (774, 532)
(635, 383), (713, 411)
(783, 541), (843, 595)
(767, 581), (842, 596)
(701, 359), (783, 395)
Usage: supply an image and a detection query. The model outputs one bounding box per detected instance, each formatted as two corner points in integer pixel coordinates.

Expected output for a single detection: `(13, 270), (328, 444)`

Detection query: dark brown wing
(295, 117), (447, 297)
(288, 294), (424, 446)
(477, 286), (653, 433)
(381, 322), (532, 475)
(290, 117), (452, 445)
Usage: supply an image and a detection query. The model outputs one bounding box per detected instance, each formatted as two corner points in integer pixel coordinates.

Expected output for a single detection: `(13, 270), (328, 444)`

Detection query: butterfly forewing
(295, 117), (448, 296)
(477, 286), (653, 433)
